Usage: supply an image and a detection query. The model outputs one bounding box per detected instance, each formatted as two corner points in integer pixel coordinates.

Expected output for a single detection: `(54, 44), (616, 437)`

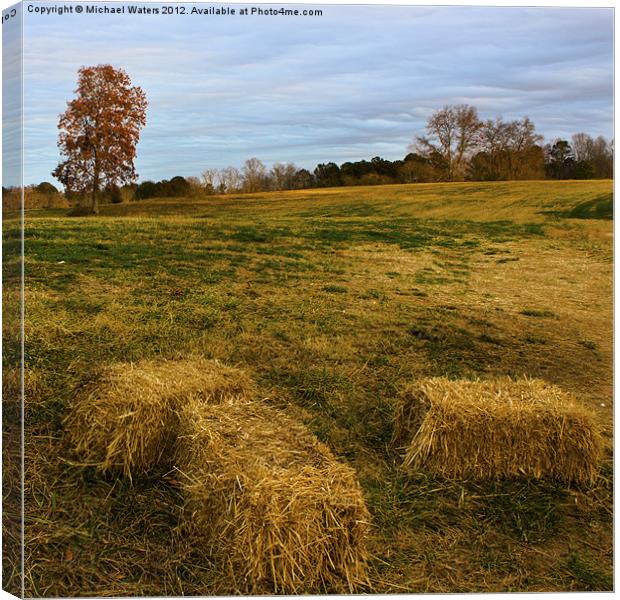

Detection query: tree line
(3, 100), (614, 211)
(129, 132), (611, 202)
(129, 104), (611, 199)
(2, 182), (70, 211)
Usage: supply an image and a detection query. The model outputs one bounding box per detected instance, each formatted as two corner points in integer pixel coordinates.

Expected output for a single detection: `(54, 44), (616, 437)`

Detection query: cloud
(15, 4), (613, 186)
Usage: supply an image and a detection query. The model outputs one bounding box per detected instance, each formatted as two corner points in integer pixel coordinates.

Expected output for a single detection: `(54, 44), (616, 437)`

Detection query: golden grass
(175, 397), (370, 594)
(15, 180), (612, 594)
(2, 379), (22, 598)
(64, 357), (253, 478)
(96, 179), (613, 225)
(396, 377), (603, 485)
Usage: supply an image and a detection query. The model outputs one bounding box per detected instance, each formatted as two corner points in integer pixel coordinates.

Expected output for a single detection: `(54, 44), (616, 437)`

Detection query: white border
(0, 1), (615, 599)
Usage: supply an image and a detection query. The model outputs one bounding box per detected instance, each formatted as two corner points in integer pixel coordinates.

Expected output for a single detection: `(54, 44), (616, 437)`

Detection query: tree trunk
(92, 162), (100, 215)
(91, 182), (99, 215)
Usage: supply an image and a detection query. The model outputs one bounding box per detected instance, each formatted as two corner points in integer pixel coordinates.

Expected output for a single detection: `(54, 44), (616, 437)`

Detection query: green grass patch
(520, 309), (556, 318)
(322, 284), (348, 294)
(563, 552), (613, 591)
(542, 193), (613, 220)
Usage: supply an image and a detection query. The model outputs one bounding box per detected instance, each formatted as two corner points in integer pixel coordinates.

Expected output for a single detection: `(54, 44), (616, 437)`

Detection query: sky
(2, 2), (615, 186)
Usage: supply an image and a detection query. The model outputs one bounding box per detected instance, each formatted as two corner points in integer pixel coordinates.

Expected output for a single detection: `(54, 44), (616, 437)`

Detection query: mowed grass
(4, 179), (613, 595)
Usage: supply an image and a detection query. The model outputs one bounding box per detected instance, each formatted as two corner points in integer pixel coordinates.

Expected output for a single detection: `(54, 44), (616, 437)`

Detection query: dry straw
(64, 357), (253, 478)
(395, 377), (603, 485)
(175, 398), (370, 594)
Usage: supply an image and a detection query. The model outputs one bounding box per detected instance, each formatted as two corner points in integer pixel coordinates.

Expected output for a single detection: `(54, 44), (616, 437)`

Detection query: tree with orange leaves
(53, 65), (147, 214)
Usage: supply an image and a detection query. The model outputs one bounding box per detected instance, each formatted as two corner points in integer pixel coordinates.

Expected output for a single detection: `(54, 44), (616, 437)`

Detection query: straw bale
(176, 398), (370, 594)
(392, 381), (432, 450)
(396, 377), (603, 485)
(65, 357), (253, 478)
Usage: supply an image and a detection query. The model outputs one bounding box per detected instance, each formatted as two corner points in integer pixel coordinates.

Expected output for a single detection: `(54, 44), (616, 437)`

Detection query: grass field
(3, 179), (613, 595)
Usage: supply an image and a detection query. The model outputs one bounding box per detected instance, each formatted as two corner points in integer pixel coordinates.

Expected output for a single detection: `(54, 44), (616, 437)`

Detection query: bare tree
(220, 166), (242, 193)
(505, 117), (543, 179)
(591, 136), (613, 178)
(509, 117), (542, 151)
(479, 117), (512, 154)
(270, 162), (299, 190)
(476, 117), (513, 179)
(474, 116), (543, 180)
(571, 133), (595, 162)
(415, 104), (482, 181)
(201, 168), (220, 194)
(570, 134), (612, 178)
(186, 176), (203, 197)
(242, 158), (268, 192)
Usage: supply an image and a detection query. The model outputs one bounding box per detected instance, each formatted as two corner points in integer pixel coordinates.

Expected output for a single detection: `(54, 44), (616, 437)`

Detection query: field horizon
(3, 178), (613, 594)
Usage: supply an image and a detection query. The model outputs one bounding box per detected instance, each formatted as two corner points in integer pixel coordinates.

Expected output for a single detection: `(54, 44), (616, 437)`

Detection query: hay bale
(175, 398), (370, 594)
(65, 357), (253, 478)
(392, 381), (433, 450)
(396, 377), (603, 485)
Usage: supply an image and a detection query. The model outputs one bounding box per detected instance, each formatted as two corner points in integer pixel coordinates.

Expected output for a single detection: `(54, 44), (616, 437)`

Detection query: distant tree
(35, 181), (59, 195)
(291, 168), (314, 189)
(467, 151), (500, 181)
(105, 184), (123, 204)
(571, 133), (595, 162)
(590, 136), (613, 178)
(166, 176), (191, 197)
(359, 172), (392, 186)
(504, 117), (543, 179)
(3, 185), (70, 210)
(545, 140), (575, 179)
(52, 65), (147, 214)
(154, 179), (167, 196)
(400, 153), (432, 182)
(186, 176), (203, 196)
(415, 104), (482, 181)
(514, 145), (546, 180)
(135, 180), (157, 200)
(340, 160), (373, 185)
(134, 176), (192, 199)
(270, 162), (299, 190)
(335, 156), (399, 186)
(572, 160), (595, 179)
(371, 156), (400, 181)
(220, 166), (242, 193)
(242, 158), (268, 192)
(2, 187), (20, 211)
(120, 183), (137, 202)
(568, 134), (612, 179)
(201, 168), (220, 194)
(470, 116), (543, 180)
(314, 162), (342, 187)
